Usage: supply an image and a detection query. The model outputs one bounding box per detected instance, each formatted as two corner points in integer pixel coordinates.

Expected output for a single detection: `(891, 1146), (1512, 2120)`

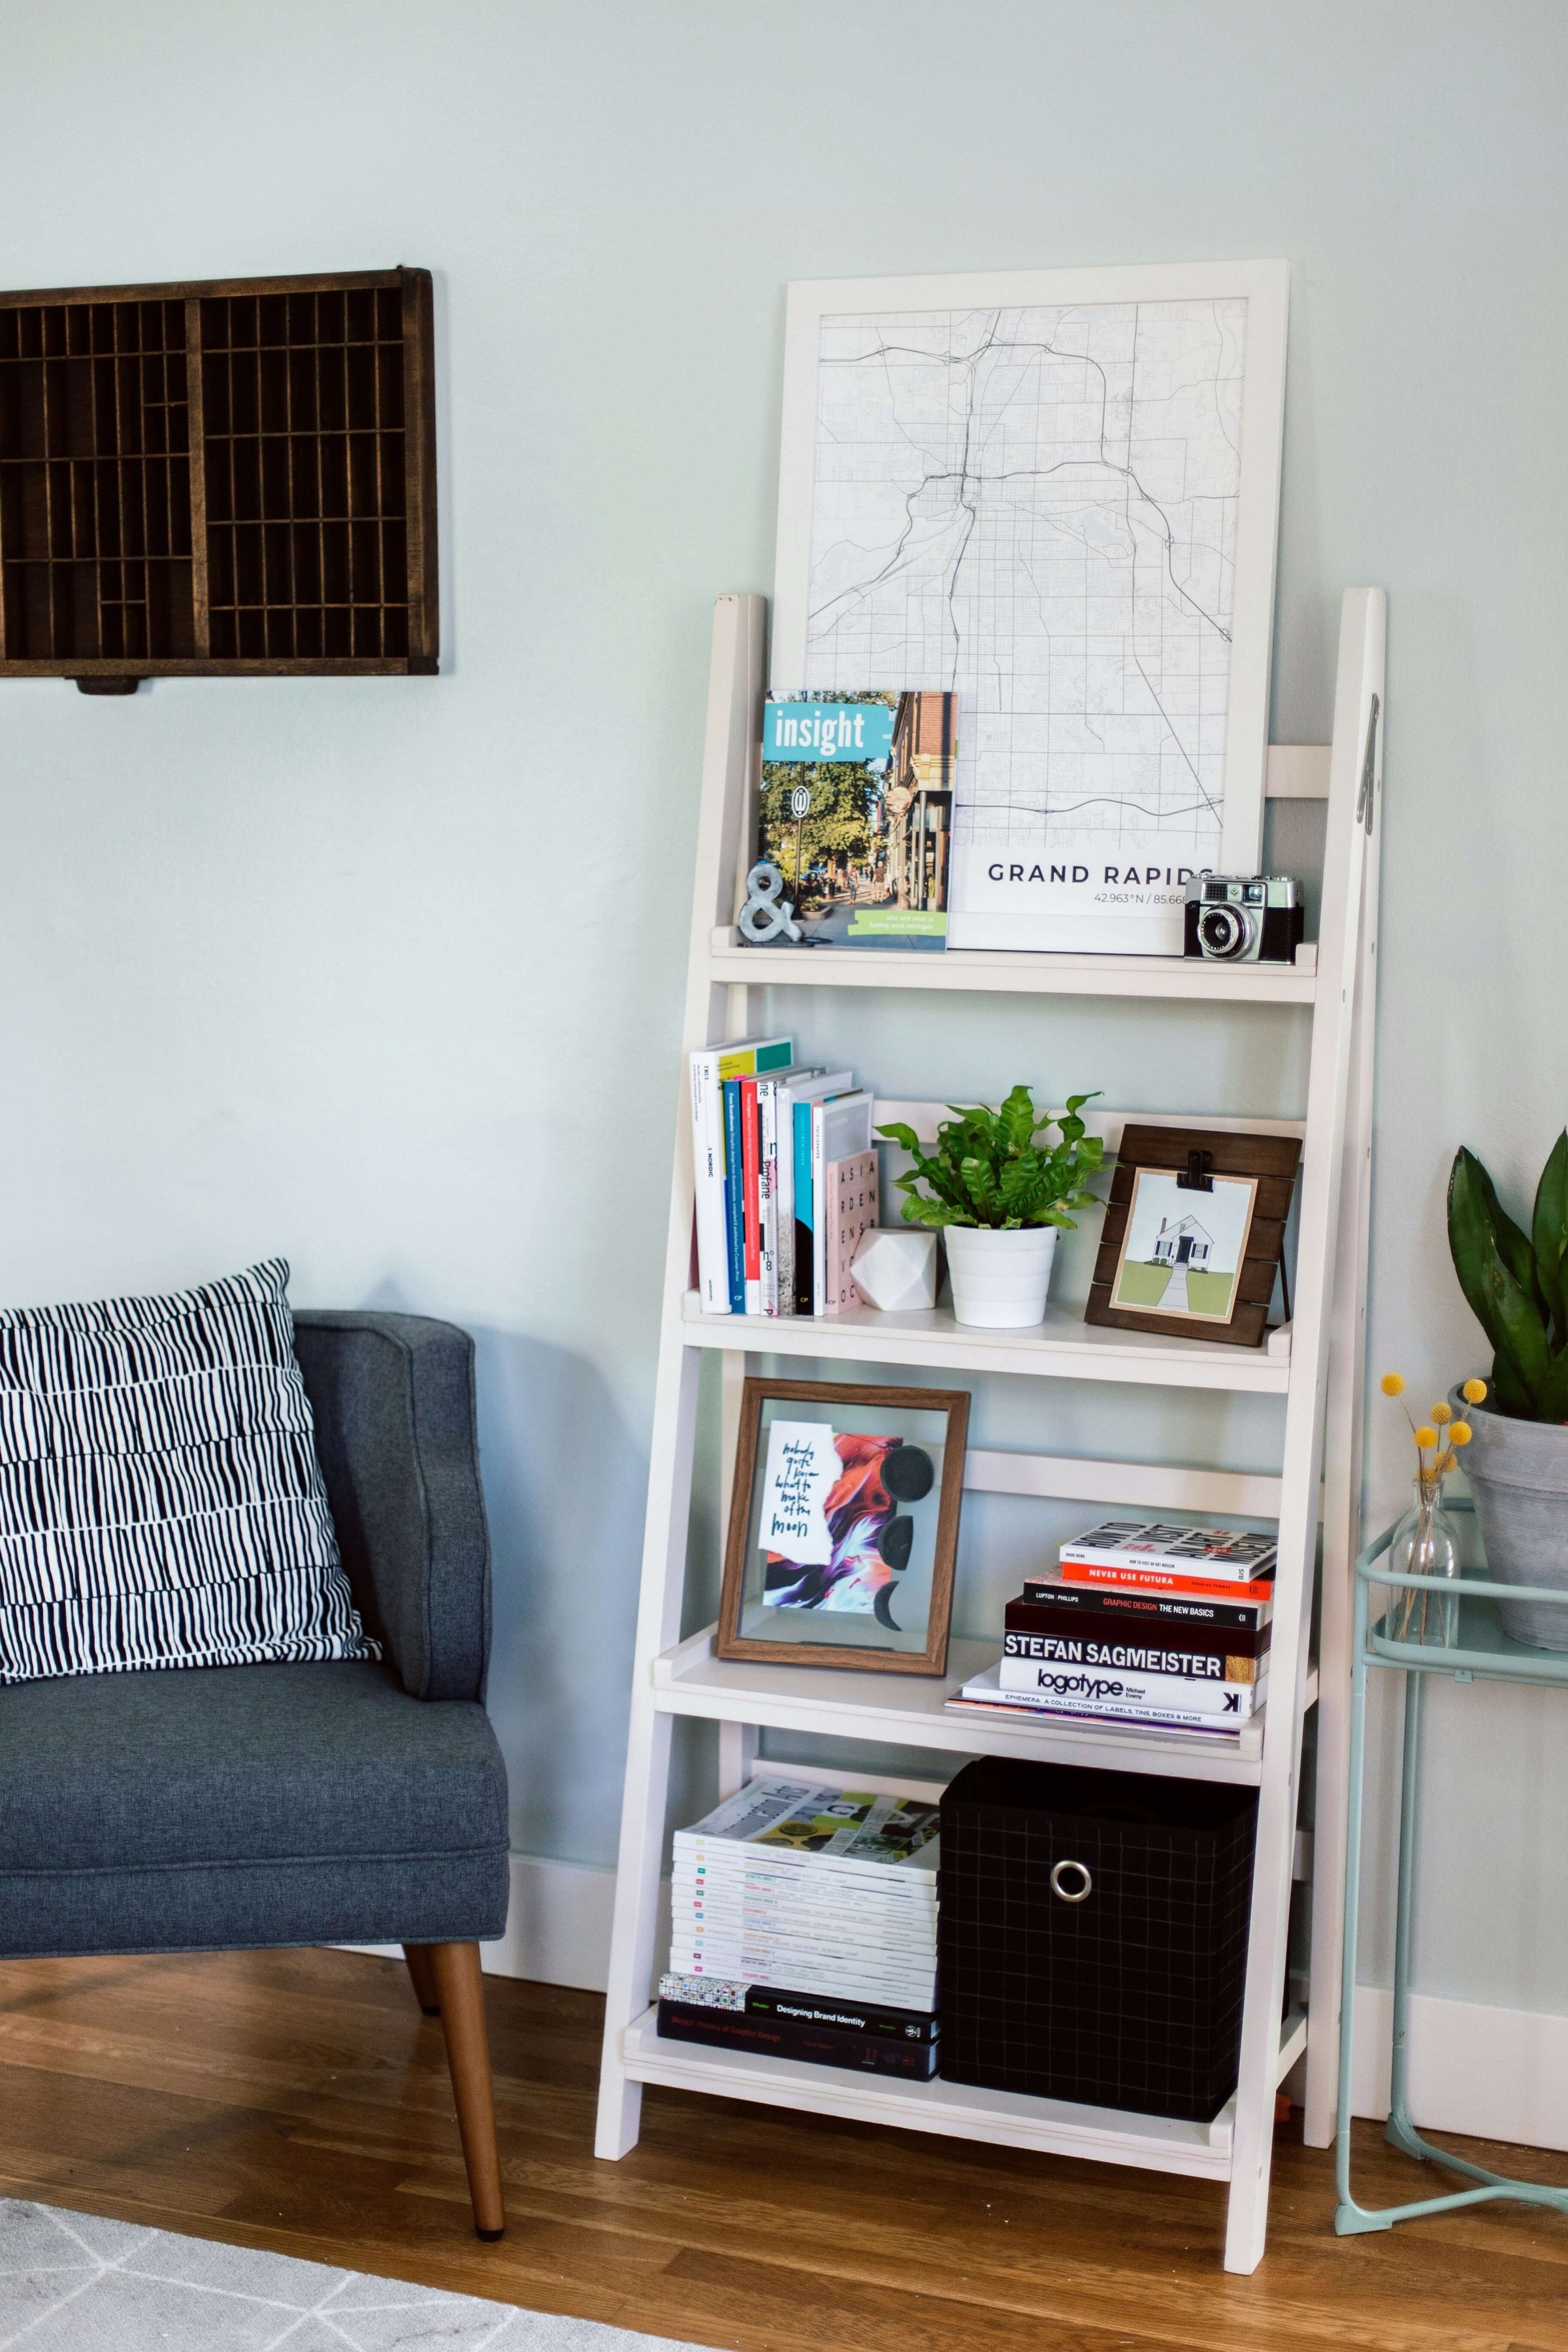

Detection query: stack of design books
(687, 1037), (876, 1318)
(948, 1520), (1275, 1737)
(658, 1778), (939, 2078)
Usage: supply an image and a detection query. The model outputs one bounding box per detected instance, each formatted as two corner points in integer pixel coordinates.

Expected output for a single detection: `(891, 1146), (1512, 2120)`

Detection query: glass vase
(1388, 1478), (1462, 1646)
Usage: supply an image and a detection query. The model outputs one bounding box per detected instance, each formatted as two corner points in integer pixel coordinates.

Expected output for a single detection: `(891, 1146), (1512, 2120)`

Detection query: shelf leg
(717, 1720), (760, 1799)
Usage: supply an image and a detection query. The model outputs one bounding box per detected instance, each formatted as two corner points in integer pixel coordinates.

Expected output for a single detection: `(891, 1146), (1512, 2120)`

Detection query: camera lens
(1198, 904), (1250, 958)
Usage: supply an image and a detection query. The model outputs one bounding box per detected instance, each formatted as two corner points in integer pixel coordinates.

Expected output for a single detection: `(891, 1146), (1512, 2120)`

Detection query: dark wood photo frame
(717, 1377), (968, 1676)
(1085, 1124), (1302, 1349)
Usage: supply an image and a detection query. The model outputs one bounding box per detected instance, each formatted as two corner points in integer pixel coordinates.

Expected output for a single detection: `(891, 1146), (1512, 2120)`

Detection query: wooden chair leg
(429, 1941), (506, 2240)
(402, 1942), (441, 2017)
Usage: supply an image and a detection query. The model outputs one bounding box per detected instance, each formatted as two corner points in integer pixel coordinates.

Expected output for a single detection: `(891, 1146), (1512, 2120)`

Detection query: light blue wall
(0, 1), (1564, 2006)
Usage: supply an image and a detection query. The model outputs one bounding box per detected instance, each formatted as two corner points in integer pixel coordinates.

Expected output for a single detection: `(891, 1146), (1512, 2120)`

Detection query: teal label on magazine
(763, 700), (896, 763)
(846, 909), (947, 943)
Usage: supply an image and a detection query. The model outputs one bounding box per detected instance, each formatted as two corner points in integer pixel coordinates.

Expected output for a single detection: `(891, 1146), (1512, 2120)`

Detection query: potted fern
(877, 1086), (1105, 1329)
(1447, 1132), (1568, 1646)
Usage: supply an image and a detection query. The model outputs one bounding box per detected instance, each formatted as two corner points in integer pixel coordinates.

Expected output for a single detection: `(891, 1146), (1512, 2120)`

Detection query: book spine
(810, 1100), (828, 1315)
(792, 1100), (814, 1315)
(659, 1974), (938, 2040)
(1004, 1603), (1269, 1659)
(1003, 1630), (1260, 1679)
(1057, 1561), (1277, 1602)
(1015, 1584), (1270, 1632)
(758, 1081), (779, 1315)
(824, 1151), (878, 1314)
(741, 1077), (762, 1316)
(994, 1656), (1266, 1718)
(722, 1081), (746, 1314)
(689, 1052), (731, 1316)
(657, 2001), (938, 2078)
(775, 1092), (796, 1316)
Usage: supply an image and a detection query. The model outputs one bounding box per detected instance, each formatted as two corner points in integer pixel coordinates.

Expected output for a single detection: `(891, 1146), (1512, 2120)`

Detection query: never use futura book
(738, 691), (956, 953)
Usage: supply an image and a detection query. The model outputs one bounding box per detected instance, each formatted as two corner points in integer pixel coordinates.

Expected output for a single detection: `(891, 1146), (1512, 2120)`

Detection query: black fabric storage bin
(938, 1755), (1258, 2121)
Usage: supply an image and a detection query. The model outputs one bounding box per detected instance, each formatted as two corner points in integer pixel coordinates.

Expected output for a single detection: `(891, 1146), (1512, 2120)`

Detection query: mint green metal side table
(1336, 1503), (1568, 2234)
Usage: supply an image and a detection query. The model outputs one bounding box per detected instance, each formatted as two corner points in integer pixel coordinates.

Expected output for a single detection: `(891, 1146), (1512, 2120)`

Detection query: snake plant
(1448, 1132), (1568, 1420)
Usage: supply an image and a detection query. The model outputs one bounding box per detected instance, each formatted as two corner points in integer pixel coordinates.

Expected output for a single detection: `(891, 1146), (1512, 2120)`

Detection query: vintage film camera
(1183, 872), (1304, 964)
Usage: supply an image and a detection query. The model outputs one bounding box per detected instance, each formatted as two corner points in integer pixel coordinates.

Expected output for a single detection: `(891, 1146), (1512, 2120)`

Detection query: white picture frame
(771, 261), (1289, 955)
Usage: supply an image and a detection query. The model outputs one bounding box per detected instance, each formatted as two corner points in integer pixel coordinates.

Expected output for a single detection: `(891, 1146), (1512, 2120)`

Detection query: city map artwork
(772, 267), (1288, 955)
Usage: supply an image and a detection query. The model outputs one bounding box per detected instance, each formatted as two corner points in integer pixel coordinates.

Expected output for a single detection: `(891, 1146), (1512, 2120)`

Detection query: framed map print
(772, 262), (1289, 956)
(1085, 1124), (1302, 1348)
(717, 1379), (968, 1675)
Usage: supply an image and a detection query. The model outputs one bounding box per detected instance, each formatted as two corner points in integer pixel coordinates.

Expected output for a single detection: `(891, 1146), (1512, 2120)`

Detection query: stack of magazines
(949, 1520), (1275, 1737)
(658, 1778), (939, 2078)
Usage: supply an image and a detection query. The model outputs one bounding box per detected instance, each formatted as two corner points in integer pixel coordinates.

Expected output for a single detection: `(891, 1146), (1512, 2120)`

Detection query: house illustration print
(1114, 1168), (1258, 1321)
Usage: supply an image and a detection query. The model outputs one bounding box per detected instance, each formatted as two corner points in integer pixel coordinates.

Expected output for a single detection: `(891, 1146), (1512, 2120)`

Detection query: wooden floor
(3, 1951), (1568, 2349)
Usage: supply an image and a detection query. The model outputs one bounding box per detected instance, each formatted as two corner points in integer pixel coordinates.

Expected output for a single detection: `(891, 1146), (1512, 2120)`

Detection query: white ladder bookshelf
(595, 588), (1384, 2274)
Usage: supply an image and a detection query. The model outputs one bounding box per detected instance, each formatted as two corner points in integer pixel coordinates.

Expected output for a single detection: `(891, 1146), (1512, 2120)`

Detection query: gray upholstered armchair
(0, 1309), (511, 2239)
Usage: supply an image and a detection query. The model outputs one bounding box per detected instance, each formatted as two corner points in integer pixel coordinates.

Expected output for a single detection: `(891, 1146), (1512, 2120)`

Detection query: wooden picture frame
(1085, 1124), (1302, 1349)
(717, 1377), (968, 1676)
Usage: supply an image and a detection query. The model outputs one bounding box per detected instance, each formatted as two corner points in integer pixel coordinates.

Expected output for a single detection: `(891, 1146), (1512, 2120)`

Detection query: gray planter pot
(1456, 1386), (1568, 1649)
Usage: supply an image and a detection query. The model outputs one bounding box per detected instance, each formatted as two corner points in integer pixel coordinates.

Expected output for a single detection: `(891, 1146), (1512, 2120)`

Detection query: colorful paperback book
(992, 1655), (1267, 1718)
(1004, 1601), (1270, 1663)
(1013, 1582), (1271, 1633)
(689, 1037), (792, 1315)
(787, 1073), (855, 1316)
(1058, 1518), (1277, 1580)
(657, 1999), (938, 2079)
(824, 1152), (879, 1314)
(1059, 1560), (1277, 1603)
(739, 691), (956, 954)
(754, 1068), (821, 1316)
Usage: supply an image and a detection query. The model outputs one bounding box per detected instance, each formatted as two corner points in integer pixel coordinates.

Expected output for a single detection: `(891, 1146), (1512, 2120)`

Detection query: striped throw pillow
(0, 1258), (376, 1686)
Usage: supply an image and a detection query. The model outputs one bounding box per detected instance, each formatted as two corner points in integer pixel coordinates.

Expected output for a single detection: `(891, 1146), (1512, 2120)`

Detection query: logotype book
(948, 1660), (1256, 1734)
(739, 691), (956, 954)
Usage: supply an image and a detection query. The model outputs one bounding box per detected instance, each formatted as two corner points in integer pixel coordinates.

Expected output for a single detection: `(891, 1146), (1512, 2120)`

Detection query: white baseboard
(347, 1852), (666, 1997)
(359, 1857), (1568, 2155)
(1348, 1984), (1568, 2154)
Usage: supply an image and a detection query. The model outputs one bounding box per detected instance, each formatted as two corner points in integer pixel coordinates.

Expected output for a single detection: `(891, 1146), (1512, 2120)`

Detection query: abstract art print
(718, 1379), (968, 1674)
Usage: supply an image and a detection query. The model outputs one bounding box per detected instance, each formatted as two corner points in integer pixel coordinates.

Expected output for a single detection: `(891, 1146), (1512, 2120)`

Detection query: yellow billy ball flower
(1413, 1425), (1439, 1450)
(1450, 1421), (1473, 1446)
(1431, 1401), (1452, 1424)
(1462, 1377), (1488, 1405)
(1435, 1450), (1458, 1475)
(1380, 1373), (1406, 1397)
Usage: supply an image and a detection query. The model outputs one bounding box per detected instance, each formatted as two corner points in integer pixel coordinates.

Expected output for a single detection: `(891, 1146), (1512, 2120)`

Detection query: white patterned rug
(0, 2199), (718, 2351)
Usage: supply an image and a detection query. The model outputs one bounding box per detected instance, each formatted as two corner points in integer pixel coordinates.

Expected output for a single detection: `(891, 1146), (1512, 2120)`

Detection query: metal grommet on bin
(1049, 1857), (1092, 1904)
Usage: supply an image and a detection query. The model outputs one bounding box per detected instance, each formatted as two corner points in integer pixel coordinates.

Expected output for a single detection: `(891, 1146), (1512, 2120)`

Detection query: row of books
(659, 1778), (939, 2080)
(689, 1035), (877, 1317)
(948, 1519), (1276, 1737)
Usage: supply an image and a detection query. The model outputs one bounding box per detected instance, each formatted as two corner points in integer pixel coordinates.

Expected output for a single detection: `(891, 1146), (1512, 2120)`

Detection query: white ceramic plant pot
(944, 1226), (1058, 1330)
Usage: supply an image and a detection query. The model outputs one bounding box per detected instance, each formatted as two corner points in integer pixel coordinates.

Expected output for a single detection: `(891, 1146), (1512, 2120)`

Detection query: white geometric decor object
(851, 1226), (938, 1313)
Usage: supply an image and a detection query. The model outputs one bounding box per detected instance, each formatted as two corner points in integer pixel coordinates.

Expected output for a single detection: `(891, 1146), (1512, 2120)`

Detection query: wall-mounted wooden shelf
(0, 269), (436, 691)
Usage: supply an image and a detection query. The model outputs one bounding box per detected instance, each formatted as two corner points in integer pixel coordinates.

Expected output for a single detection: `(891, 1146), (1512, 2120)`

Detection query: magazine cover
(679, 1778), (940, 1871)
(739, 691), (955, 952)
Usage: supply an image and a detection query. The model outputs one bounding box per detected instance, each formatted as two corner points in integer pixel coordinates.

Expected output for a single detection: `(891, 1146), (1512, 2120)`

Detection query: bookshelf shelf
(596, 589), (1385, 2276)
(707, 934), (1319, 1005)
(651, 1623), (1317, 1788)
(681, 1292), (1293, 1394)
(619, 2004), (1310, 2178)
